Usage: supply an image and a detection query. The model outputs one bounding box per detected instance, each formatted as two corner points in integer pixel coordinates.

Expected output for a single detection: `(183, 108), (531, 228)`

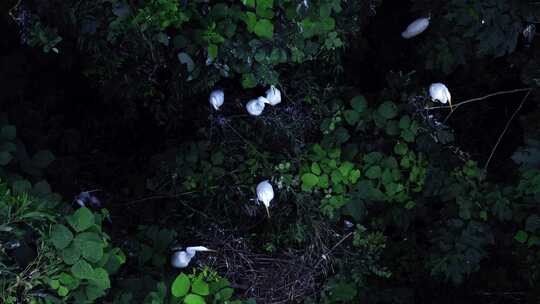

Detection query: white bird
(256, 180), (274, 218)
(171, 246), (215, 269)
(264, 85), (282, 106)
(401, 17), (430, 39)
(209, 89), (224, 110)
(246, 97), (267, 116)
(429, 83), (452, 110)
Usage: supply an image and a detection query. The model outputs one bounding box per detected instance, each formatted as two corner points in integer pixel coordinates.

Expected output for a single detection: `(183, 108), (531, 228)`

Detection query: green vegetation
(2, 0), (540, 303)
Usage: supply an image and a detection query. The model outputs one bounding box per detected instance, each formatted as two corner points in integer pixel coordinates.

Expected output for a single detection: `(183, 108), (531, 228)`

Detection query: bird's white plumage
(264, 85), (282, 106)
(401, 17), (430, 39)
(171, 246), (213, 269)
(209, 89), (224, 110)
(429, 83), (451, 104)
(256, 180), (274, 217)
(246, 97), (266, 116)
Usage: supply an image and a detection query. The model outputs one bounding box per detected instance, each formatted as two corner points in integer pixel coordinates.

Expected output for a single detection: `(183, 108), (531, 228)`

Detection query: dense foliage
(2, 0), (540, 303)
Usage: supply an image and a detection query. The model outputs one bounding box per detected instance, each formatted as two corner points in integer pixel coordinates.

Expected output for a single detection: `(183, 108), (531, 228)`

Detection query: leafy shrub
(0, 182), (124, 303)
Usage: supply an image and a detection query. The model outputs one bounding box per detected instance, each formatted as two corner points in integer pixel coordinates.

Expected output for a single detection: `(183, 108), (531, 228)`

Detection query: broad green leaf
(244, 12), (257, 32)
(349, 169), (361, 184)
(12, 180), (31, 195)
(350, 95), (367, 113)
(68, 207), (95, 232)
(377, 101), (398, 119)
(401, 129), (415, 142)
(0, 125), (16, 141)
(343, 110), (360, 125)
(71, 260), (94, 280)
(191, 277), (210, 296)
(394, 142), (408, 155)
(311, 162), (321, 175)
(62, 244), (81, 265)
(241, 73), (257, 89)
(385, 120), (400, 136)
(88, 268), (111, 290)
(0, 151), (12, 166)
(365, 166), (381, 179)
(184, 294), (205, 304)
(254, 19), (273, 39)
(318, 174), (329, 188)
(301, 173), (319, 189)
(171, 273), (190, 298)
(74, 232), (104, 263)
(51, 224), (74, 250)
(338, 162), (354, 177)
(32, 150), (55, 168)
(514, 230), (528, 243)
(58, 286), (69, 297)
(399, 115), (411, 129)
(208, 44), (218, 60)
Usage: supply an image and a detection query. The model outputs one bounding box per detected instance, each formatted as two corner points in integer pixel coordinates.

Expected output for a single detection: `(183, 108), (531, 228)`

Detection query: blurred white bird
(264, 85), (282, 106)
(429, 83), (452, 110)
(209, 89), (224, 110)
(401, 17), (430, 39)
(171, 246), (215, 269)
(246, 97), (267, 116)
(256, 180), (274, 218)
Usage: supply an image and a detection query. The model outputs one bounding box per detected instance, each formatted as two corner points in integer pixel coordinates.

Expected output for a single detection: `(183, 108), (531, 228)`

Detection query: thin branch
(484, 89), (532, 171)
(425, 88), (531, 110)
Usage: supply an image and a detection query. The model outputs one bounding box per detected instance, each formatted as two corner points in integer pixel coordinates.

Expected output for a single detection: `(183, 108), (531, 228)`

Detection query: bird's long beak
(265, 205), (271, 218)
(204, 249), (217, 252)
(448, 99), (453, 112)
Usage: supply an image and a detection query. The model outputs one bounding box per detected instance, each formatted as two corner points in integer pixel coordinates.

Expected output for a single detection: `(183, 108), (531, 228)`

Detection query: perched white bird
(209, 89), (224, 110)
(256, 180), (274, 218)
(171, 246), (215, 269)
(429, 83), (452, 110)
(401, 17), (430, 39)
(264, 85), (282, 106)
(246, 97), (267, 116)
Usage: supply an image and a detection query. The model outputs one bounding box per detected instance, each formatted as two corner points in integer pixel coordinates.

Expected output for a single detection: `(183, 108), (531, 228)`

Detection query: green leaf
(32, 150), (55, 168)
(334, 127), (350, 144)
(394, 142), (408, 155)
(301, 173), (319, 190)
(254, 19), (273, 39)
(0, 125), (16, 141)
(242, 0), (255, 7)
(311, 162), (321, 175)
(67, 207), (95, 232)
(515, 230), (528, 243)
(59, 273), (79, 290)
(0, 151), (12, 166)
(349, 169), (361, 184)
(318, 174), (329, 188)
(338, 162), (354, 177)
(350, 95), (367, 113)
(62, 244), (81, 265)
(88, 268), (111, 290)
(74, 232), (104, 263)
(244, 12), (257, 32)
(365, 166), (381, 179)
(404, 201), (415, 209)
(71, 260), (94, 280)
(51, 224), (74, 250)
(385, 120), (400, 136)
(399, 115), (411, 129)
(377, 101), (398, 119)
(171, 273), (190, 298)
(49, 279), (60, 290)
(12, 180), (31, 195)
(343, 110), (360, 125)
(208, 44), (218, 60)
(191, 277), (210, 296)
(58, 286), (69, 297)
(401, 129), (415, 142)
(184, 294), (206, 304)
(241, 73), (257, 89)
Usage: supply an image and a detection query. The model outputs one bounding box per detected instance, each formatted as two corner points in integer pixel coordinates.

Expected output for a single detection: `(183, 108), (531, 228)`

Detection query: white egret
(429, 83), (452, 111)
(264, 85), (282, 106)
(209, 89), (224, 110)
(246, 97), (267, 116)
(171, 246), (215, 269)
(401, 17), (430, 39)
(256, 180), (274, 218)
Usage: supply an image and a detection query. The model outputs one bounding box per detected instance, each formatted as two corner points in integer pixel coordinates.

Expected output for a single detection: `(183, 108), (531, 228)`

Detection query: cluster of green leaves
(410, 0), (540, 74)
(0, 115), (59, 202)
(47, 207), (125, 302)
(1, 181), (124, 303)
